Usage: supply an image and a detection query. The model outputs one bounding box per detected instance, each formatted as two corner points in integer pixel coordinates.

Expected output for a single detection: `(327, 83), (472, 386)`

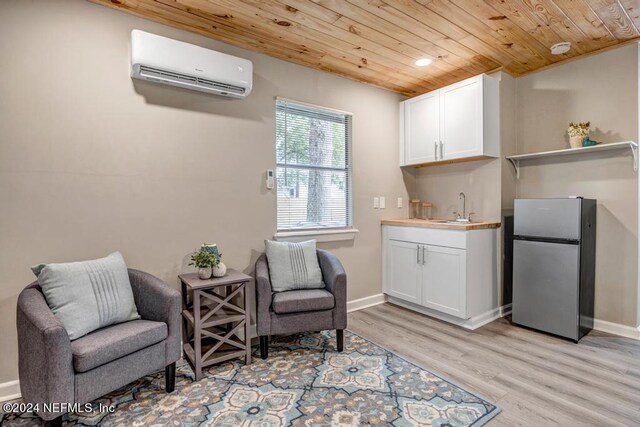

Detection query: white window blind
(276, 99), (352, 231)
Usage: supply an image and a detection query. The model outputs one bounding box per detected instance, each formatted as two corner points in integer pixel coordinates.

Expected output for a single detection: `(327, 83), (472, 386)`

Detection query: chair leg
(337, 329), (344, 352)
(260, 336), (269, 360)
(165, 362), (176, 393)
(45, 416), (63, 427)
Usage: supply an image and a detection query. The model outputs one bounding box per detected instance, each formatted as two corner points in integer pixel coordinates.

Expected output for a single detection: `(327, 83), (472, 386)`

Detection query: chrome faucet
(453, 192), (474, 222)
(458, 192), (466, 220)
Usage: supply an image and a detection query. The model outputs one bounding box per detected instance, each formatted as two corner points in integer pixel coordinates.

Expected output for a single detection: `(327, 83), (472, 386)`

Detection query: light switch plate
(373, 197), (379, 209)
(397, 197), (403, 208)
(379, 196), (386, 209)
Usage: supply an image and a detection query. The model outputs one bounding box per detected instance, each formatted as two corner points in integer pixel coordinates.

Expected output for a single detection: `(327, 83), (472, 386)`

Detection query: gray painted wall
(515, 44), (639, 328)
(0, 0), (408, 383)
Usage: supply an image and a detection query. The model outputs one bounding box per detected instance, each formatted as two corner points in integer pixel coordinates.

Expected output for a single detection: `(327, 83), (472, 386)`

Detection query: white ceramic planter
(570, 135), (586, 148)
(213, 262), (227, 278)
(198, 267), (212, 280)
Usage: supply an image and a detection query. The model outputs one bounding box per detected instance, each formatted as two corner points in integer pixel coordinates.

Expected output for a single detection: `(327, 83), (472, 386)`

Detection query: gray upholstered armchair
(16, 269), (181, 427)
(255, 248), (347, 359)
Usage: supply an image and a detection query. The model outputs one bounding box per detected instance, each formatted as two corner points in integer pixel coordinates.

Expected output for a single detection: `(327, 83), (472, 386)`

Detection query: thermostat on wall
(266, 169), (275, 190)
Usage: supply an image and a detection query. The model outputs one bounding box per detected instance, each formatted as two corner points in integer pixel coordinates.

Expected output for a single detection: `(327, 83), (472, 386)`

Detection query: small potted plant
(568, 121), (590, 148)
(202, 244), (227, 277)
(189, 247), (220, 280)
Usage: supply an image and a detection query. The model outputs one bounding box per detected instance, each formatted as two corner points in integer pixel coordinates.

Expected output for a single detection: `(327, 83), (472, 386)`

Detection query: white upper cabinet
(400, 74), (499, 167)
(402, 91), (440, 165)
(441, 78), (482, 160)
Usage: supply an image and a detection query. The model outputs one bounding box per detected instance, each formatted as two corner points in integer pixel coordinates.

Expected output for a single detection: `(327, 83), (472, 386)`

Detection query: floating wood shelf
(506, 141), (638, 178)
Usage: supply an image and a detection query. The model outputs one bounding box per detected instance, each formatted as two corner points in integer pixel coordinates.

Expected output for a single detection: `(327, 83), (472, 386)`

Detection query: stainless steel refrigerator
(512, 198), (596, 342)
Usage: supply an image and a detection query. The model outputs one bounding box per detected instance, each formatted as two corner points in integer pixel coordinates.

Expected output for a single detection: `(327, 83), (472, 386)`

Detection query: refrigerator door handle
(513, 235), (580, 245)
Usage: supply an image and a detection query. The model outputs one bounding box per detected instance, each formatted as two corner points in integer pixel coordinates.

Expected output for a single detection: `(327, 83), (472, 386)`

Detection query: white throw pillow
(265, 240), (324, 292)
(31, 252), (140, 340)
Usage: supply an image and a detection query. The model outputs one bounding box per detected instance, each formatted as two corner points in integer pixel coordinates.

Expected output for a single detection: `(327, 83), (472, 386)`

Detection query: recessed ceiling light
(415, 58), (432, 67)
(551, 42), (571, 55)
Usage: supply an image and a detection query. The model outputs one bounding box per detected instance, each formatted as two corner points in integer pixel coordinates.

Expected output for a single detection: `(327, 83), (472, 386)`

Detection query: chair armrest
(17, 285), (74, 421)
(255, 254), (273, 336)
(317, 249), (346, 296)
(128, 269), (181, 364)
(317, 249), (347, 329)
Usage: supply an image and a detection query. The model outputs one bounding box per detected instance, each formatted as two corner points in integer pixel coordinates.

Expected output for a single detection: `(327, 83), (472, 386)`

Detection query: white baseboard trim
(0, 380), (20, 403)
(593, 319), (640, 340)
(347, 293), (386, 313)
(386, 296), (509, 330)
(500, 303), (513, 317)
(470, 303), (513, 329)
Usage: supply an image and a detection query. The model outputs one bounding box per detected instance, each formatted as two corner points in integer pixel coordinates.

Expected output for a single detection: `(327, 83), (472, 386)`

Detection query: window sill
(274, 228), (359, 243)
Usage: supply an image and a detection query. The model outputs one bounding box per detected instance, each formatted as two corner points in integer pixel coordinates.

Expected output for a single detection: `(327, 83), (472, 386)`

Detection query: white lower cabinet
(385, 240), (422, 304)
(382, 225), (498, 328)
(422, 245), (466, 317)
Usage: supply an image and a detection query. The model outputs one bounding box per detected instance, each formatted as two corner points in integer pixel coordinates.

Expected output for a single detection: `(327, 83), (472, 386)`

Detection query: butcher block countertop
(381, 218), (501, 230)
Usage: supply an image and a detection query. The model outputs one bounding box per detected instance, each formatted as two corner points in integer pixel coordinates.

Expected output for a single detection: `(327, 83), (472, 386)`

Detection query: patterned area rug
(2, 330), (500, 426)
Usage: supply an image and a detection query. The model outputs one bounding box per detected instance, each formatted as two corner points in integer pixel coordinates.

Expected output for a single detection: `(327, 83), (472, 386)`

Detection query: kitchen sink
(412, 218), (476, 224)
(447, 220), (475, 224)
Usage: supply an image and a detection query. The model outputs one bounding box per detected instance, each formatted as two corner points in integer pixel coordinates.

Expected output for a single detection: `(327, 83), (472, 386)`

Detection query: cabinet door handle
(417, 244), (421, 264)
(422, 246), (426, 265)
(439, 141), (444, 159)
(434, 141), (438, 160)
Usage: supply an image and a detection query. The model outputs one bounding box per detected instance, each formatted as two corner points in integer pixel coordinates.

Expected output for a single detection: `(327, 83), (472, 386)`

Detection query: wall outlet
(373, 197), (379, 209)
(397, 197), (403, 208)
(379, 196), (386, 209)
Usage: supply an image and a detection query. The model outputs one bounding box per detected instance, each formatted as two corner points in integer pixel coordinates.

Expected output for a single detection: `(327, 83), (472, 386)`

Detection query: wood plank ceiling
(92, 0), (640, 96)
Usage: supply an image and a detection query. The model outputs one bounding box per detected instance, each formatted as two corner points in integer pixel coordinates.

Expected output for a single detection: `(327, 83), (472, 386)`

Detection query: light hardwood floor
(348, 303), (640, 426)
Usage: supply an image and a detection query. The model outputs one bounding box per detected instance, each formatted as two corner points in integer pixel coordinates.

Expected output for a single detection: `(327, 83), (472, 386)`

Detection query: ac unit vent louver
(139, 66), (197, 84)
(197, 77), (245, 95)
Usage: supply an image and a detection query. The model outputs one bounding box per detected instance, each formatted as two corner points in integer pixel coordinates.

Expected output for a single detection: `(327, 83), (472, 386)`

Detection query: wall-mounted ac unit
(130, 30), (253, 99)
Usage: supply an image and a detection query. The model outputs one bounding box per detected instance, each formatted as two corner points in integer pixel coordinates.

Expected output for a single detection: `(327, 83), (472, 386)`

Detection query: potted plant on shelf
(189, 247), (220, 280)
(568, 122), (590, 148)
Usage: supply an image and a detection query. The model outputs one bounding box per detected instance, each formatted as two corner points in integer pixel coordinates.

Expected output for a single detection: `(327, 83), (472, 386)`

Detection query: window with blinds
(276, 99), (352, 231)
